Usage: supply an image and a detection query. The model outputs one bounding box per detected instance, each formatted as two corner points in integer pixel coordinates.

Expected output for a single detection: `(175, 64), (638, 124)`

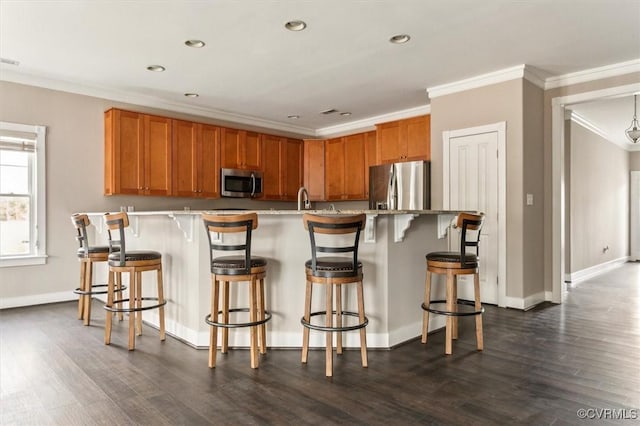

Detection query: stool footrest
(74, 284), (127, 296)
(301, 310), (369, 332)
(205, 308), (272, 329)
(422, 299), (484, 317)
(104, 297), (166, 313)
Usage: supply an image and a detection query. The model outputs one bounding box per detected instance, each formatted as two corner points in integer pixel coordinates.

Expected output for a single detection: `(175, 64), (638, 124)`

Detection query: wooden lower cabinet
(104, 109), (172, 196)
(172, 120), (220, 198)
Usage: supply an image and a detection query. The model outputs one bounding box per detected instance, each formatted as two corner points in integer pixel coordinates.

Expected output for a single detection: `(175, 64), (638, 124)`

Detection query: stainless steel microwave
(220, 168), (263, 198)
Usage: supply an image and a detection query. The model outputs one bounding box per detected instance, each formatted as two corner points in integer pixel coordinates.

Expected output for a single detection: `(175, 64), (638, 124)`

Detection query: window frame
(0, 121), (47, 267)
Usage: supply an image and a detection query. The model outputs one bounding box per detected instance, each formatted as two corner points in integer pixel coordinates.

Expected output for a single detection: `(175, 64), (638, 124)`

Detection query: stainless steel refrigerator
(369, 161), (430, 210)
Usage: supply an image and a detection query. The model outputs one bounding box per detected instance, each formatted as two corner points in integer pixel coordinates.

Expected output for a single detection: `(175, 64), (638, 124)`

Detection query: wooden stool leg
(249, 276), (259, 369)
(257, 277), (267, 354)
(78, 260), (86, 320)
(128, 270), (136, 351)
(116, 272), (124, 321)
(209, 277), (220, 368)
(474, 272), (484, 351)
(336, 283), (343, 355)
(301, 279), (312, 364)
(325, 280), (334, 377)
(221, 281), (230, 354)
(421, 270), (432, 344)
(157, 265), (166, 341)
(357, 280), (368, 368)
(452, 275), (458, 340)
(105, 269), (115, 345)
(135, 271), (143, 336)
(84, 260), (93, 326)
(445, 270), (454, 355)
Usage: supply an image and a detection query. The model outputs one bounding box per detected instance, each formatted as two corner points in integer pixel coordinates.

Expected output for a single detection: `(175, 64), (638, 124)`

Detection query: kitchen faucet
(297, 186), (310, 210)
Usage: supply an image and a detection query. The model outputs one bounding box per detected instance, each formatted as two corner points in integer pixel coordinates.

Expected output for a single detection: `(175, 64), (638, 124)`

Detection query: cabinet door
(220, 127), (241, 169)
(260, 134), (283, 200)
(343, 134), (366, 200)
(282, 139), (303, 200)
(112, 109), (144, 195)
(376, 121), (402, 164)
(144, 114), (172, 196)
(303, 139), (325, 201)
(243, 131), (261, 170)
(324, 138), (345, 201)
(198, 124), (220, 198)
(404, 115), (431, 161)
(172, 119), (198, 197)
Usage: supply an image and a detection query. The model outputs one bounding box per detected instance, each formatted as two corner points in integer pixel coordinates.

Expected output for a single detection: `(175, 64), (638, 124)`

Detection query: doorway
(443, 122), (506, 307)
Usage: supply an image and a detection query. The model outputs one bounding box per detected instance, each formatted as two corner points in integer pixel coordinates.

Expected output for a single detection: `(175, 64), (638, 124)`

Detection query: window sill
(0, 255), (48, 268)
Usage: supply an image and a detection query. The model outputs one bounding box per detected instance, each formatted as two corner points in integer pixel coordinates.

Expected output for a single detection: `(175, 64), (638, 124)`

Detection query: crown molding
(567, 110), (637, 151)
(0, 69), (317, 137)
(315, 104), (431, 138)
(544, 59), (640, 90)
(426, 64), (545, 99)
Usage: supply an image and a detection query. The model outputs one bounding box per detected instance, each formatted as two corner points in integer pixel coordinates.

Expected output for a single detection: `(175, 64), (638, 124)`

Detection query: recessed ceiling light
(185, 39), (205, 48)
(285, 20), (307, 31)
(184, 93), (199, 98)
(340, 112), (352, 117)
(146, 65), (166, 72)
(389, 34), (410, 44)
(287, 114), (300, 119)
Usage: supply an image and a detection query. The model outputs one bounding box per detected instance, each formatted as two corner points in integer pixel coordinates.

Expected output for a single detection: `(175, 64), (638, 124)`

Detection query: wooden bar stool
(301, 214), (368, 377)
(103, 212), (166, 350)
(71, 213), (125, 326)
(421, 212), (485, 355)
(202, 213), (271, 369)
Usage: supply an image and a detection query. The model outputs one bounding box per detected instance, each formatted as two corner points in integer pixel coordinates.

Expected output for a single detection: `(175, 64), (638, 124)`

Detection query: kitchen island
(86, 209), (460, 349)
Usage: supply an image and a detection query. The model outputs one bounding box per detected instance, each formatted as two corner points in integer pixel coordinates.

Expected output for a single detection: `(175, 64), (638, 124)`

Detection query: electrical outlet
(526, 193), (534, 206)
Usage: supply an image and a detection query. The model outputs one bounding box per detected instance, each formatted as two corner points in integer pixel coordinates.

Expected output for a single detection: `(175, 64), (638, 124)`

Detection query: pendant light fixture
(626, 94), (640, 144)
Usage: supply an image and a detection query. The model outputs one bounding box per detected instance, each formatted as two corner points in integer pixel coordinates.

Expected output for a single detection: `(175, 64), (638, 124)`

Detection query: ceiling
(1, 0), (639, 139)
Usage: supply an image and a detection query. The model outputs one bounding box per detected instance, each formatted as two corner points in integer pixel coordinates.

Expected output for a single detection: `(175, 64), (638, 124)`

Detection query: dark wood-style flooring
(1, 263), (639, 425)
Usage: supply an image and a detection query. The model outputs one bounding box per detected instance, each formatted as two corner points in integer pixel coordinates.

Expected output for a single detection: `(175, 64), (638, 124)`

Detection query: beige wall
(567, 121), (630, 273)
(430, 79), (533, 299)
(542, 71), (640, 292)
(0, 81), (299, 302)
(630, 151), (640, 170)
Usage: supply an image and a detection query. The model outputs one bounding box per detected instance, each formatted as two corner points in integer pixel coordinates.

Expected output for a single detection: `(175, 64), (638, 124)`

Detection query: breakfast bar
(86, 209), (460, 349)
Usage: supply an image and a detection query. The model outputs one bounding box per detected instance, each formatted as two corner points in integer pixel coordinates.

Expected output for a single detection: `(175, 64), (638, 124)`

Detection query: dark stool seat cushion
(77, 246), (114, 258)
(305, 256), (362, 277)
(108, 250), (162, 266)
(211, 255), (267, 275)
(426, 251), (478, 267)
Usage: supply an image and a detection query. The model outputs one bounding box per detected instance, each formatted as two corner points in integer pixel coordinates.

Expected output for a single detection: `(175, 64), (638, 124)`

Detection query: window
(0, 121), (46, 267)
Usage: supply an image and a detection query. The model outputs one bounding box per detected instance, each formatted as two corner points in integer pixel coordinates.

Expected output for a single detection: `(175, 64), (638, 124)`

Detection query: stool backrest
(202, 212), (258, 274)
(71, 213), (91, 257)
(456, 212), (484, 267)
(104, 212), (129, 266)
(303, 214), (366, 274)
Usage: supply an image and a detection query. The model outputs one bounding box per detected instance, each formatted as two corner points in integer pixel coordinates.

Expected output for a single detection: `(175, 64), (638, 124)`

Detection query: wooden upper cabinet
(260, 134), (283, 200)
(363, 131), (377, 198)
(104, 108), (171, 196)
(261, 136), (303, 200)
(303, 139), (325, 201)
(172, 120), (220, 198)
(376, 115), (430, 164)
(220, 127), (261, 170)
(324, 133), (368, 201)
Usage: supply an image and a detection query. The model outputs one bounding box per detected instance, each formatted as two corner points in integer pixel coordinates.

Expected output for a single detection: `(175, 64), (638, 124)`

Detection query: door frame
(443, 121), (507, 307)
(550, 82), (640, 303)
(631, 171), (640, 261)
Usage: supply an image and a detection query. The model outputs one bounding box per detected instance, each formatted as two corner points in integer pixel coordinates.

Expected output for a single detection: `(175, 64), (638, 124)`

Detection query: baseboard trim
(504, 291), (547, 310)
(0, 291), (76, 310)
(566, 257), (629, 284)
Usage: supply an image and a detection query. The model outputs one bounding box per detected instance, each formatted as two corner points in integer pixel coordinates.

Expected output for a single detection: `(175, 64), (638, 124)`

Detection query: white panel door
(631, 171), (640, 261)
(448, 131), (499, 304)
